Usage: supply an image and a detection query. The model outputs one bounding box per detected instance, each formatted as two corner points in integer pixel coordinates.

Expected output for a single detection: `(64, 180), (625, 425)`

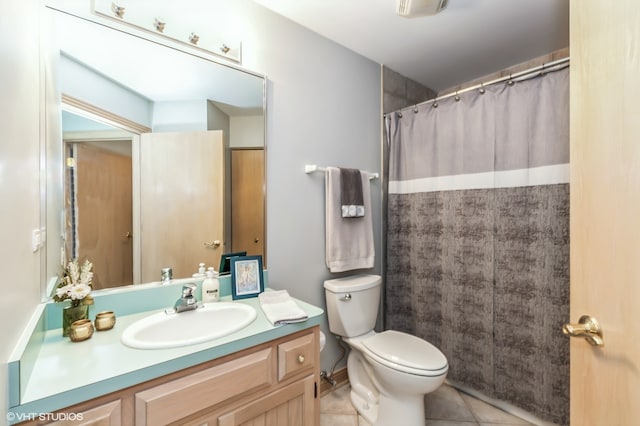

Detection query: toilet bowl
(324, 275), (448, 426)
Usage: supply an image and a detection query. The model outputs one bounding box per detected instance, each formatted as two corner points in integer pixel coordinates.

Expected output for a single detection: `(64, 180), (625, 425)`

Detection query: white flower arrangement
(54, 259), (94, 307)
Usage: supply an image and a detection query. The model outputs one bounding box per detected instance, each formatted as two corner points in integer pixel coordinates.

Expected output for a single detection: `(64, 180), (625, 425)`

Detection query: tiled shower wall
(382, 66), (437, 114)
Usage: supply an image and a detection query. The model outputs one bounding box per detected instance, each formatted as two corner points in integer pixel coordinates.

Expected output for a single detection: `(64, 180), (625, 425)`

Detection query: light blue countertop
(7, 279), (324, 424)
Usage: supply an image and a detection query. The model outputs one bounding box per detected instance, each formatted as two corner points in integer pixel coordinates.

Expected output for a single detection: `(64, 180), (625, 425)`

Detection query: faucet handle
(181, 283), (197, 298)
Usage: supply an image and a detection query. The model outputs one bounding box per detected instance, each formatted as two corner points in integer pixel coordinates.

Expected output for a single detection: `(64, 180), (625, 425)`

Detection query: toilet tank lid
(324, 274), (381, 292)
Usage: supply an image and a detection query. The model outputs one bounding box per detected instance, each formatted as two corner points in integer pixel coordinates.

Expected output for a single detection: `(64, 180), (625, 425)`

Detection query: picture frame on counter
(231, 255), (264, 299)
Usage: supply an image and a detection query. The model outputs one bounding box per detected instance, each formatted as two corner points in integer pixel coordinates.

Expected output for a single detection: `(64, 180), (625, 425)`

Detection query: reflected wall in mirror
(45, 7), (266, 297)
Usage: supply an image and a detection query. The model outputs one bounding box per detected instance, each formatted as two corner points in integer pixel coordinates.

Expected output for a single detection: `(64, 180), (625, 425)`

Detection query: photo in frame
(218, 251), (247, 275)
(230, 255), (264, 299)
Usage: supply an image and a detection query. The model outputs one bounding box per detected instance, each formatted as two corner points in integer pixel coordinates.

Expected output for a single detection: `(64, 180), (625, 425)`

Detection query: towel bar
(304, 164), (379, 180)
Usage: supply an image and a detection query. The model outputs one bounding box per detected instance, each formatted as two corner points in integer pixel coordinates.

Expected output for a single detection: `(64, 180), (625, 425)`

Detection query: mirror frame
(41, 4), (267, 301)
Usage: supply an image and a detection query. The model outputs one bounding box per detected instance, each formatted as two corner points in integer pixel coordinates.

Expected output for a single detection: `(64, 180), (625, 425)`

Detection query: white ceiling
(253, 0), (569, 92)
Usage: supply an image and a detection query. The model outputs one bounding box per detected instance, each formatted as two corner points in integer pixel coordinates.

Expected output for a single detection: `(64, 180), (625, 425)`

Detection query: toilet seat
(360, 330), (448, 377)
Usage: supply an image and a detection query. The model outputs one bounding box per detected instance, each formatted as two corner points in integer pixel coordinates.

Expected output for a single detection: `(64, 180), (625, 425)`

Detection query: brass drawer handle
(297, 354), (305, 364)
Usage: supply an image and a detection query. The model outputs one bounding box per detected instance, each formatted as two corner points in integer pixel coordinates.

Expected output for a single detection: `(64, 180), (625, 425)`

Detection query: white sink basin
(121, 302), (257, 349)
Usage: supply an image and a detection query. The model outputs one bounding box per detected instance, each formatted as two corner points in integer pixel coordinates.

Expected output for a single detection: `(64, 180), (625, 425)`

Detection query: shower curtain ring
(507, 74), (514, 86)
(454, 91), (460, 102)
(413, 105), (419, 113)
(479, 84), (485, 94)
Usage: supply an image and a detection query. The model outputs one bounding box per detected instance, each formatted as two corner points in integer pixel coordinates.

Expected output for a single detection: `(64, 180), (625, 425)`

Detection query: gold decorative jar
(69, 319), (94, 342)
(62, 304), (89, 337)
(94, 311), (116, 331)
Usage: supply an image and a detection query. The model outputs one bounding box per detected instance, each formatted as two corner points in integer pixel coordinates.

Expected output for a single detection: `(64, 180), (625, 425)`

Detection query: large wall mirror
(43, 6), (266, 299)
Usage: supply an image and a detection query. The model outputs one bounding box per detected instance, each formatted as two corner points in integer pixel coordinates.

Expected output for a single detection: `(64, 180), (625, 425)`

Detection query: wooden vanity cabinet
(19, 327), (320, 426)
(184, 375), (315, 426)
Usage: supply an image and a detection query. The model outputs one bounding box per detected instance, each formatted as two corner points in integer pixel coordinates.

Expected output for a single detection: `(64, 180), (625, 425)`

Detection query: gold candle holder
(69, 319), (94, 342)
(94, 311), (116, 331)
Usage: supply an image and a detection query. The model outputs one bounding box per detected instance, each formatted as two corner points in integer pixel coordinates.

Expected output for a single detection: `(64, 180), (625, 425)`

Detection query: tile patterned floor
(320, 383), (533, 426)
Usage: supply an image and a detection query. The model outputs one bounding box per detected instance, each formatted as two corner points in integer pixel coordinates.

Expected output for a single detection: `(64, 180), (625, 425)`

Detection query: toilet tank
(324, 274), (381, 337)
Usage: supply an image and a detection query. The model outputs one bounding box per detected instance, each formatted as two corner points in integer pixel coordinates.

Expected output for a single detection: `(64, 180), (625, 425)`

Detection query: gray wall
(238, 1), (383, 371)
(0, 2), (382, 417)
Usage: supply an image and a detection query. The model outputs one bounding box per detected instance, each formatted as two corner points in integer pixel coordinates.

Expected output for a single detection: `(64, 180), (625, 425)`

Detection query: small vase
(62, 304), (89, 337)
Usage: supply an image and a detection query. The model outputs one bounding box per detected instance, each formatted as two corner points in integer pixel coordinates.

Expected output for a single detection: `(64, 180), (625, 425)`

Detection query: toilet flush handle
(340, 293), (352, 301)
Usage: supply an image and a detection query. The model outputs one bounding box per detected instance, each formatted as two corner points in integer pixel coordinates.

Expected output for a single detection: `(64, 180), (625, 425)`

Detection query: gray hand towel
(339, 168), (365, 218)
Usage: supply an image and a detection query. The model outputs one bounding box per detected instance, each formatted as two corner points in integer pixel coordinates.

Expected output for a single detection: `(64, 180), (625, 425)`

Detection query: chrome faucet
(173, 284), (199, 313)
(161, 267), (172, 284)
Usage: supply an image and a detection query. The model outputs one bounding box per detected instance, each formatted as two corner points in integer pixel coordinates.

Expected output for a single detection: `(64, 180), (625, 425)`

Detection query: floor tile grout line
(457, 387), (483, 424)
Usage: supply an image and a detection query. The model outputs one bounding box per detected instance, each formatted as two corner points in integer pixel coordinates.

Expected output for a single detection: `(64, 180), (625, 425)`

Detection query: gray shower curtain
(385, 67), (569, 425)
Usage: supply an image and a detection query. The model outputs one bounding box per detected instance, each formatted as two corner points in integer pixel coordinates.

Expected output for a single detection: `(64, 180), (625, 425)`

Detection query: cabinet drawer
(278, 333), (315, 381)
(135, 348), (273, 425)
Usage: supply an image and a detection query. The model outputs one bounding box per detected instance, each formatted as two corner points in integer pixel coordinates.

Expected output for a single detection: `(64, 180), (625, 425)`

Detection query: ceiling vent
(396, 0), (449, 17)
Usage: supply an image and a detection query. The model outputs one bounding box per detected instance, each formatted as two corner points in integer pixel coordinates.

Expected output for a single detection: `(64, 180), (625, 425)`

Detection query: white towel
(258, 290), (308, 326)
(325, 167), (375, 272)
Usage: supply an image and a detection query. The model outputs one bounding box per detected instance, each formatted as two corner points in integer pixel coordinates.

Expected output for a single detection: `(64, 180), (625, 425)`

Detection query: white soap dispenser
(192, 262), (206, 278)
(202, 267), (220, 303)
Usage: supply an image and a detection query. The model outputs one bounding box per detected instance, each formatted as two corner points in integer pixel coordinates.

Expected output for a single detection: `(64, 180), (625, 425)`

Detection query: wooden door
(569, 1), (640, 424)
(73, 143), (133, 288)
(140, 131), (224, 281)
(231, 149), (265, 264)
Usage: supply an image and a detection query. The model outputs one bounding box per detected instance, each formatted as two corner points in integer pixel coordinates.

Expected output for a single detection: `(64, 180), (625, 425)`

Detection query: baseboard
(320, 367), (349, 396)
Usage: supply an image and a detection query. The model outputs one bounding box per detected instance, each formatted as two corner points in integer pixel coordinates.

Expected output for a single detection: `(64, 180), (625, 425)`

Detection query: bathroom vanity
(8, 281), (324, 426)
(22, 329), (318, 425)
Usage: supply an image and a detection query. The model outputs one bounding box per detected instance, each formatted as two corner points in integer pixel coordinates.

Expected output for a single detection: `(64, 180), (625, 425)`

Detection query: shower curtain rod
(386, 56), (570, 116)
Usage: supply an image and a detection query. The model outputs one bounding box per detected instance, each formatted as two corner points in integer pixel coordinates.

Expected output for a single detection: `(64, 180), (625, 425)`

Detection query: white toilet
(324, 274), (448, 426)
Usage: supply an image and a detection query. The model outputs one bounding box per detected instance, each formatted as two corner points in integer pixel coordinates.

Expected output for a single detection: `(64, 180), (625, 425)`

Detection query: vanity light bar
(93, 0), (242, 64)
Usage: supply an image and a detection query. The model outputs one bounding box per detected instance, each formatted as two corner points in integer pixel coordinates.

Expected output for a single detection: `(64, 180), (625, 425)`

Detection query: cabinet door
(48, 400), (121, 426)
(215, 375), (315, 426)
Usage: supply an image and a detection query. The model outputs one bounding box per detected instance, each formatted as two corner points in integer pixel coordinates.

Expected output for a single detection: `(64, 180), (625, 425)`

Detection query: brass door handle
(563, 315), (604, 347)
